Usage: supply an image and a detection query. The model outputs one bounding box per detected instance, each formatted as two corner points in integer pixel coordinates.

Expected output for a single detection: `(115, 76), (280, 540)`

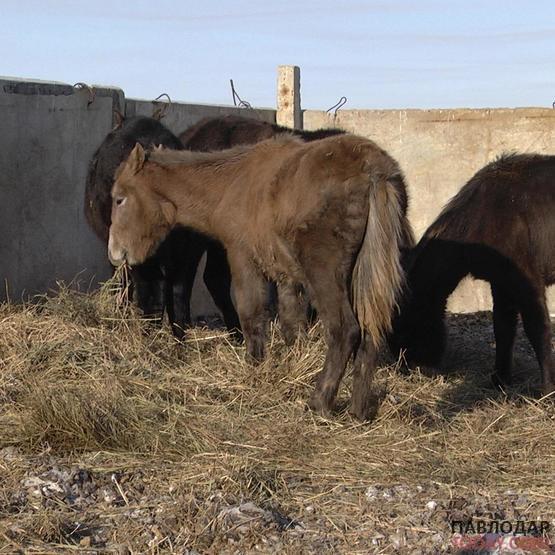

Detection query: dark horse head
(85, 116), (183, 242)
(387, 238), (457, 367)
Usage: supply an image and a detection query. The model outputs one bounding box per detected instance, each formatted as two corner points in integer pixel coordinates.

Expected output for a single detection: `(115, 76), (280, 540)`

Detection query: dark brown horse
(84, 116), (240, 338)
(390, 153), (555, 395)
(179, 114), (345, 149)
(108, 135), (412, 420)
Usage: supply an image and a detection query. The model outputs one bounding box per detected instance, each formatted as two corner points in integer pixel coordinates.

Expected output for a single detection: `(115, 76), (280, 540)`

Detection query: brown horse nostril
(107, 244), (126, 267)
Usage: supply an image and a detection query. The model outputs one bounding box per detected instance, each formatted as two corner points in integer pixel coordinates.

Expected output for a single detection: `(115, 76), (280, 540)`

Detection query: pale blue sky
(3, 1), (554, 110)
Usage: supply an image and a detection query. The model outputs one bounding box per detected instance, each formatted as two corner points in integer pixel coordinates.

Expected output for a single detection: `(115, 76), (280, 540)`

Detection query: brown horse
(179, 115), (414, 341)
(108, 135), (411, 420)
(179, 115), (349, 341)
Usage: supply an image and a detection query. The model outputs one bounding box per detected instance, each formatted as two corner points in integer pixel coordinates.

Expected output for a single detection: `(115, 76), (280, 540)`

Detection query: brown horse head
(108, 143), (176, 266)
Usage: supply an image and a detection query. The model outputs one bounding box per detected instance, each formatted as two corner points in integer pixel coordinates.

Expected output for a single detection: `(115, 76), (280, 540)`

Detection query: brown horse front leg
(277, 278), (308, 345)
(227, 251), (270, 363)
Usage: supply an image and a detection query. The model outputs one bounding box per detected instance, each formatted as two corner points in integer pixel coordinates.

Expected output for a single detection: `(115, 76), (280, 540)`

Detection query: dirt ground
(0, 284), (553, 554)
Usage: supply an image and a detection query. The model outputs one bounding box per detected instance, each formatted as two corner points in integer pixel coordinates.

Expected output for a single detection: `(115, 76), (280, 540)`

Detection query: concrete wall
(2, 73), (552, 317)
(303, 108), (555, 314)
(0, 78), (119, 300)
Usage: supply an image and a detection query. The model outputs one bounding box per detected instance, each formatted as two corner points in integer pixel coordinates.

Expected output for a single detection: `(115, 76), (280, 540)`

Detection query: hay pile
(0, 282), (553, 553)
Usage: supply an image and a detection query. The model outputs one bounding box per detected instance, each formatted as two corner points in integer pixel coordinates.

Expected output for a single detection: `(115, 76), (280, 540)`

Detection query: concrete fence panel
(2, 72), (552, 317)
(0, 78), (119, 300)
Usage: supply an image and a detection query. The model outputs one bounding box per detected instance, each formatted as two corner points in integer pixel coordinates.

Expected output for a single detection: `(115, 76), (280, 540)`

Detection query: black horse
(84, 116), (240, 338)
(390, 153), (555, 395)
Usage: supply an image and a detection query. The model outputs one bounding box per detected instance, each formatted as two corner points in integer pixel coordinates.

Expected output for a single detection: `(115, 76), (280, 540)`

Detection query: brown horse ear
(160, 200), (176, 227)
(128, 143), (146, 175)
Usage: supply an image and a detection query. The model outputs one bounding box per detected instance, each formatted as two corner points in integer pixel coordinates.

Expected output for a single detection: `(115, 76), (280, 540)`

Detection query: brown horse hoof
(307, 395), (333, 419)
(349, 404), (378, 422)
(245, 340), (266, 364)
(350, 386), (385, 422)
(281, 325), (307, 347)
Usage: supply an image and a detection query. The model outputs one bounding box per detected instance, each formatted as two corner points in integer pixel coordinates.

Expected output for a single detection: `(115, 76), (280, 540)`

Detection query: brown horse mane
(147, 134), (303, 169)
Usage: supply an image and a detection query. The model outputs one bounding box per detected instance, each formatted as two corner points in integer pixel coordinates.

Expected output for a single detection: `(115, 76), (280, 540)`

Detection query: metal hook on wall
(326, 96), (347, 116)
(230, 79), (253, 109)
(152, 93), (171, 120)
(73, 82), (96, 106)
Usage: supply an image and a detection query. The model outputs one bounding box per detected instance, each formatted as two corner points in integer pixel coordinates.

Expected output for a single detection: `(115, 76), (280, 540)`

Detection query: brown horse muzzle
(107, 233), (126, 266)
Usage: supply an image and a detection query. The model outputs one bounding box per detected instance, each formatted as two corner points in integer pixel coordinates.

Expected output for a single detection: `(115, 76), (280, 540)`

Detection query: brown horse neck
(145, 161), (233, 242)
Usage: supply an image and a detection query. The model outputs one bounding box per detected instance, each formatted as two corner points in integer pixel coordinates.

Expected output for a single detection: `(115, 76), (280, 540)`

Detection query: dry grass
(0, 281), (553, 553)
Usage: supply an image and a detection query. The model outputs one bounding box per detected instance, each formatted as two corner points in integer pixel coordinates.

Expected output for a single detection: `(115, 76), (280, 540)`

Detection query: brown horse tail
(352, 171), (407, 346)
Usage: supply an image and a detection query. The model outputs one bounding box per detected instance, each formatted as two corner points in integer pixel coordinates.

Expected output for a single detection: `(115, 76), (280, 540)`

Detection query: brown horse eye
(116, 197), (126, 206)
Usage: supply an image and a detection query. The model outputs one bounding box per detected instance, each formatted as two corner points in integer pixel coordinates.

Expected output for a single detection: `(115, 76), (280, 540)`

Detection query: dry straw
(0, 279), (553, 552)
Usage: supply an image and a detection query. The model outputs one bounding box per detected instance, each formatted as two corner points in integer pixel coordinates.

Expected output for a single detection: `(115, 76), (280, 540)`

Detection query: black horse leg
(165, 237), (206, 340)
(166, 249), (208, 339)
(491, 283), (518, 388)
(519, 287), (555, 395)
(203, 241), (242, 339)
(130, 258), (166, 326)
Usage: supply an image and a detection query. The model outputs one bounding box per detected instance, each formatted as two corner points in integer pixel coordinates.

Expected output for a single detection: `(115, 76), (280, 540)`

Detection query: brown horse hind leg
(227, 250), (270, 363)
(301, 265), (361, 418)
(350, 334), (379, 421)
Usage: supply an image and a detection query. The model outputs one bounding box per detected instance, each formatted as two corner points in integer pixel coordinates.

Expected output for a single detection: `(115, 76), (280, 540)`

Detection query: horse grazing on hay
(84, 116), (240, 338)
(390, 153), (555, 395)
(108, 135), (412, 420)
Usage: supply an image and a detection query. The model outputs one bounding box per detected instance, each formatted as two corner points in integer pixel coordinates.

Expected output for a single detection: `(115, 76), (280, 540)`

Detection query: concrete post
(276, 65), (301, 129)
